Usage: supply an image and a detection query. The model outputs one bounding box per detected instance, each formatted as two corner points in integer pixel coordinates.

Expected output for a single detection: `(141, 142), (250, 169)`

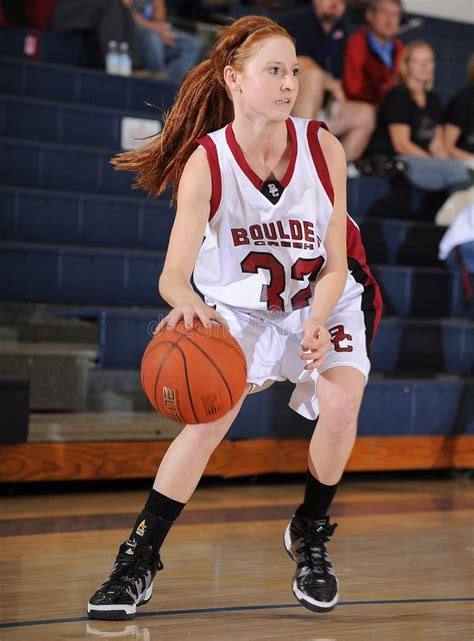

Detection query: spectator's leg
(292, 56), (326, 119)
(400, 157), (471, 192)
(165, 29), (203, 81)
(441, 158), (472, 193)
(49, 0), (138, 68)
(136, 22), (167, 73)
(329, 101), (376, 162)
(96, 0), (138, 67)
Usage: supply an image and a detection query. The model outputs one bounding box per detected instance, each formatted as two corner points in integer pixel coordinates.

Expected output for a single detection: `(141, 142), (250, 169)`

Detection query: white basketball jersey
(193, 117), (380, 327)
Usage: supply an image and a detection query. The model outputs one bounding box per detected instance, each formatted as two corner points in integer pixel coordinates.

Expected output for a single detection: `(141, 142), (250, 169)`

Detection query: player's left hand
(301, 319), (331, 370)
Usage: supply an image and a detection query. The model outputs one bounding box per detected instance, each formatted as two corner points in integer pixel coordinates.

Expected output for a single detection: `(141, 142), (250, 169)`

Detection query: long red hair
(112, 15), (293, 201)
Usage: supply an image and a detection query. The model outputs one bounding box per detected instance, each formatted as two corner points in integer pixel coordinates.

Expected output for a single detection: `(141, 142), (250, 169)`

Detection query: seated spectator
(438, 186), (474, 314)
(283, 0), (376, 164)
(371, 41), (471, 193)
(49, 0), (138, 69)
(126, 0), (202, 82)
(343, 0), (404, 104)
(443, 53), (474, 169)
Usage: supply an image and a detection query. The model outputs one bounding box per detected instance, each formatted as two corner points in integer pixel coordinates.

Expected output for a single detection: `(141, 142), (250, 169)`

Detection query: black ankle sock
(295, 469), (338, 520)
(130, 489), (186, 550)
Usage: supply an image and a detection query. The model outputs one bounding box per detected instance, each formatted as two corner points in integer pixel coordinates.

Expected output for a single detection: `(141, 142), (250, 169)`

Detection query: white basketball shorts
(210, 297), (372, 421)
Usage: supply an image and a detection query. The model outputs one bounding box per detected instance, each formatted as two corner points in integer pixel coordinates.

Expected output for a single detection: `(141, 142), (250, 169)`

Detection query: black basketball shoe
(284, 514), (339, 613)
(87, 539), (163, 620)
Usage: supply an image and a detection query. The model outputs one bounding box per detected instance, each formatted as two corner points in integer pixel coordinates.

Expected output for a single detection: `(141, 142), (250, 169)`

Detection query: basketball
(140, 319), (248, 424)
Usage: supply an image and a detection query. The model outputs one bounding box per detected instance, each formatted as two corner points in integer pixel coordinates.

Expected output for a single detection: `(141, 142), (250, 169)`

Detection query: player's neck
(231, 117), (289, 165)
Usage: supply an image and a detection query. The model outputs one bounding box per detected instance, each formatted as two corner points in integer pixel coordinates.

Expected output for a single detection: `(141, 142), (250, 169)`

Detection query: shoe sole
(283, 523), (339, 614)
(87, 584), (153, 620)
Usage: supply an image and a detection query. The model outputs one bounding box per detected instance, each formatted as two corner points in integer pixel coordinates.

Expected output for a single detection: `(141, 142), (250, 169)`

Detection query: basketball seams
(151, 344), (176, 413)
(182, 335), (235, 406)
(175, 344), (199, 424)
(141, 340), (175, 390)
(143, 333), (187, 412)
(193, 332), (247, 371)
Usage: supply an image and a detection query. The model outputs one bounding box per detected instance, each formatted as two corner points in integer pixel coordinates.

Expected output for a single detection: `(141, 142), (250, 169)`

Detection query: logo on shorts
(329, 324), (353, 352)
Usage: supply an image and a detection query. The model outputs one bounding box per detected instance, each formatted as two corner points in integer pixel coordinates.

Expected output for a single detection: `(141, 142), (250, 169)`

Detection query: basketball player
(87, 15), (382, 620)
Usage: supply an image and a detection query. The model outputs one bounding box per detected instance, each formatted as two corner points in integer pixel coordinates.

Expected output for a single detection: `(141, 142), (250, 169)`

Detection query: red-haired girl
(88, 14), (382, 620)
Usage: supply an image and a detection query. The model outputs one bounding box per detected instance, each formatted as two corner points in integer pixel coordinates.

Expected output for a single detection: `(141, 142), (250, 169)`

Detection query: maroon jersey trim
(306, 120), (334, 205)
(346, 216), (383, 344)
(196, 134), (222, 221)
(225, 117), (298, 190)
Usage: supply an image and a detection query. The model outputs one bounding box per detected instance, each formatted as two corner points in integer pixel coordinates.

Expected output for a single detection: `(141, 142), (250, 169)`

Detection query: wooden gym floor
(0, 475), (472, 640)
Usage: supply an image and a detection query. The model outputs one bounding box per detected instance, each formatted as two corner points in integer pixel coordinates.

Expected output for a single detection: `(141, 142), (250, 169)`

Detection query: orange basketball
(140, 319), (248, 424)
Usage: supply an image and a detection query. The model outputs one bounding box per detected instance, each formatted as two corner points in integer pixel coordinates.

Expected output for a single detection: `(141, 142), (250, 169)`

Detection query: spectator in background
(372, 41), (471, 194)
(438, 186), (474, 315)
(283, 0), (376, 165)
(125, 0), (202, 81)
(49, 0), (138, 69)
(443, 53), (474, 169)
(343, 0), (404, 104)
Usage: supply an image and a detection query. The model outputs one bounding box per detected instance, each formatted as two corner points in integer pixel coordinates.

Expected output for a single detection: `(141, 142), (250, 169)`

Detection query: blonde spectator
(371, 41), (471, 194)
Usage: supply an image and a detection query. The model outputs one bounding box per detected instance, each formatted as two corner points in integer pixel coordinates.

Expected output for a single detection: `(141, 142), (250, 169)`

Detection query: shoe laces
(298, 518), (337, 577)
(105, 541), (163, 591)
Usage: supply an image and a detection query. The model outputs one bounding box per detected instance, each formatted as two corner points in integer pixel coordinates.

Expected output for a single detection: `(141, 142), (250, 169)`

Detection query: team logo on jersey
(267, 183), (279, 198)
(231, 219), (321, 250)
(260, 179), (284, 204)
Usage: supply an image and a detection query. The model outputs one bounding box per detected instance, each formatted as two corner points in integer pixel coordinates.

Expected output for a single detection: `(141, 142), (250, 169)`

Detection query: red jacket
(343, 27), (404, 104)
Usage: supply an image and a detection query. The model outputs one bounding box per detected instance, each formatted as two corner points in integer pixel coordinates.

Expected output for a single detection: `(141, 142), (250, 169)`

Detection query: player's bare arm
(156, 148), (228, 331)
(301, 130), (348, 370)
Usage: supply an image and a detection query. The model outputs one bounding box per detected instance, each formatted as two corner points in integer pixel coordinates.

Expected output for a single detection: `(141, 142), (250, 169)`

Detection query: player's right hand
(153, 297), (228, 334)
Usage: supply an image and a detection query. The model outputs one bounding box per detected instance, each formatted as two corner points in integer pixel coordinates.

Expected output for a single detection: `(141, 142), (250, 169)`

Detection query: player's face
(367, 1), (401, 40)
(408, 46), (435, 86)
(236, 37), (299, 121)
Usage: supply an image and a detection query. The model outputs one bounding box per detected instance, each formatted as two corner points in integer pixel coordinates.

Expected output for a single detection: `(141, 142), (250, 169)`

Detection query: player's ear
(223, 66), (242, 95)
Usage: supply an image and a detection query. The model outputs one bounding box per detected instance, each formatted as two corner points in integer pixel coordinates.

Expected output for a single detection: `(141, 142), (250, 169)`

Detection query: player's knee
(320, 394), (359, 438)
(184, 411), (234, 451)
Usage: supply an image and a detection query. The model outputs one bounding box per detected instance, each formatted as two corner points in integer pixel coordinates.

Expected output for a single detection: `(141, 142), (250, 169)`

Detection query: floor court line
(1, 495), (473, 537)
(1, 597), (473, 629)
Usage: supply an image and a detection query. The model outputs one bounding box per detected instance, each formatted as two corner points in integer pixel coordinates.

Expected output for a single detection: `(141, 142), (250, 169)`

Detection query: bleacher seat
(227, 377), (466, 439)
(0, 184), (446, 263)
(347, 175), (447, 220)
(371, 319), (474, 374)
(0, 240), (464, 316)
(51, 309), (473, 374)
(0, 138), (136, 195)
(0, 95), (161, 149)
(0, 186), (176, 249)
(0, 26), (83, 65)
(358, 219), (444, 267)
(0, 243), (165, 305)
(0, 56), (176, 112)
